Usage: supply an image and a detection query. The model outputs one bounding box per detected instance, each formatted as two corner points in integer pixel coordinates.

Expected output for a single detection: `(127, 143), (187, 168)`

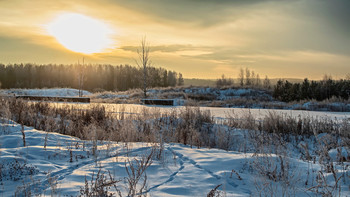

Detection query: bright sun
(47, 13), (114, 54)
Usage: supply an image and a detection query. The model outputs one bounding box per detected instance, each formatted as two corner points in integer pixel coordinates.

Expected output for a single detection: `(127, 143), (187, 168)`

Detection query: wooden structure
(141, 99), (175, 106)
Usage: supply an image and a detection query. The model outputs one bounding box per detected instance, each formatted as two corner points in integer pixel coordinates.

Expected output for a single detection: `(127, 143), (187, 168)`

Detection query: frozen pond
(49, 103), (350, 120)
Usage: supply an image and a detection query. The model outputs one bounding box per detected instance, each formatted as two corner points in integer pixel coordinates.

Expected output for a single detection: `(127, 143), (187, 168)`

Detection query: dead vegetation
(88, 86), (350, 112)
(0, 98), (349, 151)
(1, 97), (349, 196)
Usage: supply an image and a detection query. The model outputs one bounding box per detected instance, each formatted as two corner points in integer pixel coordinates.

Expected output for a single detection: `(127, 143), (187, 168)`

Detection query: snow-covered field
(1, 120), (349, 196)
(1, 88), (350, 196)
(0, 88), (91, 97)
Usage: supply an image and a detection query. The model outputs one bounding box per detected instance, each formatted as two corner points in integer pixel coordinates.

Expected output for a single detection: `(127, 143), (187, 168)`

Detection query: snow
(1, 120), (349, 196)
(151, 87), (272, 101)
(0, 88), (91, 97)
(3, 88), (349, 112)
(1, 88), (349, 195)
(51, 103), (350, 121)
(89, 87), (350, 111)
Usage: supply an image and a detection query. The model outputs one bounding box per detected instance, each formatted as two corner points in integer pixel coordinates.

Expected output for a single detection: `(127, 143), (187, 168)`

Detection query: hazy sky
(0, 0), (349, 79)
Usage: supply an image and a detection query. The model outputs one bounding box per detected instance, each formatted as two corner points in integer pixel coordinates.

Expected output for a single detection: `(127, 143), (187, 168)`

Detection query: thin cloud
(121, 44), (211, 53)
(106, 0), (293, 27)
(0, 0), (349, 79)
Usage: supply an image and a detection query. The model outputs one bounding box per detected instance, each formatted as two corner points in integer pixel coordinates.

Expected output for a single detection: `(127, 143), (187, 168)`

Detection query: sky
(0, 0), (349, 79)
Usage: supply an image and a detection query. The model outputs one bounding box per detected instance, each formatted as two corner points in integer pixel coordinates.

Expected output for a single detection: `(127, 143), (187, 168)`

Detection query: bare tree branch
(136, 37), (151, 98)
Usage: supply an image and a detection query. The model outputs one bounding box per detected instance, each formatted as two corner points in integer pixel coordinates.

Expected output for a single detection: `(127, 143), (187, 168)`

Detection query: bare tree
(263, 75), (271, 89)
(216, 74), (233, 87)
(251, 70), (256, 85)
(177, 73), (184, 86)
(238, 68), (245, 87)
(78, 58), (85, 97)
(346, 73), (350, 80)
(322, 74), (333, 99)
(136, 37), (151, 98)
(323, 74), (332, 81)
(245, 68), (251, 86)
(256, 74), (261, 87)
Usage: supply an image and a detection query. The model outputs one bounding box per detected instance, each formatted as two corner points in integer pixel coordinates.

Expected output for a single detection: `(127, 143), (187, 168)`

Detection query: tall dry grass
(0, 98), (349, 152)
(1, 97), (349, 196)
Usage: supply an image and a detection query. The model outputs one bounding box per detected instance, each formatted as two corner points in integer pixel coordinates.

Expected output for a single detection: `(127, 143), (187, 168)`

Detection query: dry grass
(89, 86), (350, 112)
(1, 97), (349, 196)
(1, 98), (349, 151)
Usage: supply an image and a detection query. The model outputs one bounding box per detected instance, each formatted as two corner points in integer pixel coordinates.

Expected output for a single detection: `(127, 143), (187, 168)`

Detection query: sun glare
(47, 13), (114, 54)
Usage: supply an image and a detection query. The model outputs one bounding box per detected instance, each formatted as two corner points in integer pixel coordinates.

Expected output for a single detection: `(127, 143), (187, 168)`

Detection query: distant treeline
(216, 68), (272, 89)
(273, 77), (350, 102)
(0, 63), (184, 91)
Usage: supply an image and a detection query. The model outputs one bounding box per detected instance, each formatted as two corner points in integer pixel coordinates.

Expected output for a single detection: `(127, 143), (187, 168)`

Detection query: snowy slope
(1, 120), (349, 196)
